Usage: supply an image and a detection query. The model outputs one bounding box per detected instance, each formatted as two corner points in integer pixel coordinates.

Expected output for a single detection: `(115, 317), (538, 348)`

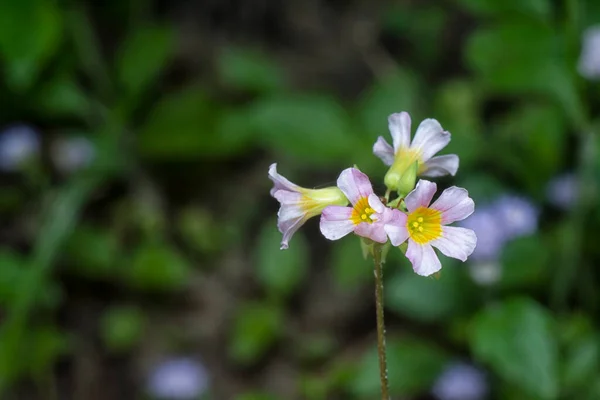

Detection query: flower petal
(406, 240), (442, 276)
(421, 154), (459, 177)
(320, 206), (355, 240)
(430, 186), (475, 224)
(268, 163), (301, 196)
(368, 193), (386, 214)
(278, 216), (305, 250)
(388, 112), (412, 152)
(405, 179), (437, 212)
(384, 210), (409, 246)
(354, 221), (388, 243)
(430, 226), (477, 262)
(373, 136), (395, 166)
(273, 191), (309, 249)
(410, 119), (451, 161)
(336, 168), (374, 205)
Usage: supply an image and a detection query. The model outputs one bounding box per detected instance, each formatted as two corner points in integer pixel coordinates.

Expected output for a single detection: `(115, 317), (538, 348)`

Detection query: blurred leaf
(350, 336), (449, 397)
(386, 264), (478, 323)
(434, 80), (483, 169)
(218, 47), (286, 93)
(251, 93), (357, 165)
(562, 334), (600, 392)
(116, 25), (173, 96)
(101, 306), (145, 353)
(0, 0), (63, 91)
(331, 236), (370, 289)
(65, 225), (120, 279)
(127, 241), (191, 292)
(229, 302), (284, 364)
(255, 221), (308, 299)
(470, 298), (558, 399)
(25, 326), (67, 378)
(139, 88), (221, 158)
(499, 236), (549, 289)
(36, 75), (91, 118)
(177, 207), (223, 254)
(357, 69), (420, 139)
(456, 0), (551, 20)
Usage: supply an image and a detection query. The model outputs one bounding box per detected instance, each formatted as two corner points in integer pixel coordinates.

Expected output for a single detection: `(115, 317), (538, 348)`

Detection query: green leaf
(25, 326), (68, 378)
(36, 75), (91, 118)
(0, 0), (63, 91)
(251, 93), (358, 165)
(255, 220), (308, 299)
(331, 236), (371, 289)
(101, 306), (145, 353)
(386, 265), (478, 323)
(499, 236), (549, 289)
(218, 47), (286, 93)
(65, 225), (120, 279)
(350, 336), (449, 397)
(456, 0), (551, 20)
(116, 25), (173, 96)
(139, 88), (250, 159)
(127, 241), (191, 292)
(470, 298), (558, 399)
(229, 302), (284, 364)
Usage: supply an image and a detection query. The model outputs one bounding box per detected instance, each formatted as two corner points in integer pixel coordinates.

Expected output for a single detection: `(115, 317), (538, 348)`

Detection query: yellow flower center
(391, 148), (429, 175)
(406, 206), (442, 244)
(351, 196), (375, 225)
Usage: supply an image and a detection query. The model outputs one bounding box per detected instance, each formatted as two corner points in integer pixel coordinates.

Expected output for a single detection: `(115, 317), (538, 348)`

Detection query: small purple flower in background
(494, 195), (538, 239)
(468, 261), (501, 286)
(578, 25), (600, 79)
(432, 362), (488, 400)
(147, 357), (209, 400)
(0, 124), (40, 171)
(51, 136), (95, 174)
(546, 173), (579, 210)
(459, 205), (506, 263)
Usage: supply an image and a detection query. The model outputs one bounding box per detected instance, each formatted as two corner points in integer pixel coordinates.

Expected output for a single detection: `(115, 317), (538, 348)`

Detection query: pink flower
(319, 168), (399, 243)
(269, 163), (348, 250)
(385, 180), (477, 276)
(373, 112), (459, 183)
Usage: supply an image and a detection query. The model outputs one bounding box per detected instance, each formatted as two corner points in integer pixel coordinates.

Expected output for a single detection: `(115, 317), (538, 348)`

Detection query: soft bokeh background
(1, 0), (600, 399)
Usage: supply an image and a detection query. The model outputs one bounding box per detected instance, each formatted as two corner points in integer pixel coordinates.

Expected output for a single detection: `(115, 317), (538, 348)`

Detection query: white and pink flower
(373, 112), (459, 182)
(319, 168), (399, 243)
(269, 163), (348, 250)
(385, 180), (477, 276)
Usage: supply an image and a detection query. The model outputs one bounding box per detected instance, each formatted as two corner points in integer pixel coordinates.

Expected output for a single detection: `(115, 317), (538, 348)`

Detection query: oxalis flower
(385, 180), (477, 276)
(373, 112), (459, 192)
(319, 167), (399, 243)
(269, 163), (348, 249)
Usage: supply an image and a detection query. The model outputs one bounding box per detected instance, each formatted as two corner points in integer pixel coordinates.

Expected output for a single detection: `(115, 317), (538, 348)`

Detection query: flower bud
(384, 160), (418, 197)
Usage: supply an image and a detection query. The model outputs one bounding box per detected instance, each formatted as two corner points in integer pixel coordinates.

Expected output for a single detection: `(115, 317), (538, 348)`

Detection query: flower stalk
(372, 243), (390, 400)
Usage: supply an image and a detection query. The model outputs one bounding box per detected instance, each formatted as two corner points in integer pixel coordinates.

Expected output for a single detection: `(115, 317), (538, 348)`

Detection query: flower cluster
(269, 112), (477, 276)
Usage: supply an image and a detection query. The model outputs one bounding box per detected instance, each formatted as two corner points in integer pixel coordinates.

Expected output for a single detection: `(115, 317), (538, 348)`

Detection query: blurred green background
(0, 0), (599, 399)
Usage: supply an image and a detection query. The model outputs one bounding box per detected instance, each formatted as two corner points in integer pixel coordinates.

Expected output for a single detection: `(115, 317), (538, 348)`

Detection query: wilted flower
(458, 205), (506, 262)
(385, 180), (476, 276)
(320, 167), (399, 243)
(546, 173), (579, 210)
(373, 112), (459, 192)
(147, 357), (209, 400)
(432, 362), (488, 400)
(269, 163), (348, 249)
(494, 195), (538, 239)
(578, 25), (600, 79)
(51, 136), (95, 173)
(0, 124), (40, 171)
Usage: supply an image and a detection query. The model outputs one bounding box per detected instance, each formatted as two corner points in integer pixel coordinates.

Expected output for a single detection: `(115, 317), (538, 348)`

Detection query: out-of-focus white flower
(578, 25), (600, 79)
(0, 124), (40, 171)
(468, 261), (501, 286)
(147, 357), (209, 400)
(51, 136), (95, 173)
(546, 173), (579, 210)
(494, 195), (538, 239)
(432, 362), (488, 400)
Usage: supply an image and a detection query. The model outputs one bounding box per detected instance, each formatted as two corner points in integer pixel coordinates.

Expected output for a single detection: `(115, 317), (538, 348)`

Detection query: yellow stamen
(406, 206), (442, 244)
(351, 196), (376, 225)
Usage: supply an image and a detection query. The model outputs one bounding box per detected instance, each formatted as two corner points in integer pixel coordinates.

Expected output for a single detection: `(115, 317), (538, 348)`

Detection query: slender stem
(373, 243), (389, 400)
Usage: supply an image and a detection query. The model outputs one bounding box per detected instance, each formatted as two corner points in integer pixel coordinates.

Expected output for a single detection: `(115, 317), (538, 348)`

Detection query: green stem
(373, 243), (389, 400)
